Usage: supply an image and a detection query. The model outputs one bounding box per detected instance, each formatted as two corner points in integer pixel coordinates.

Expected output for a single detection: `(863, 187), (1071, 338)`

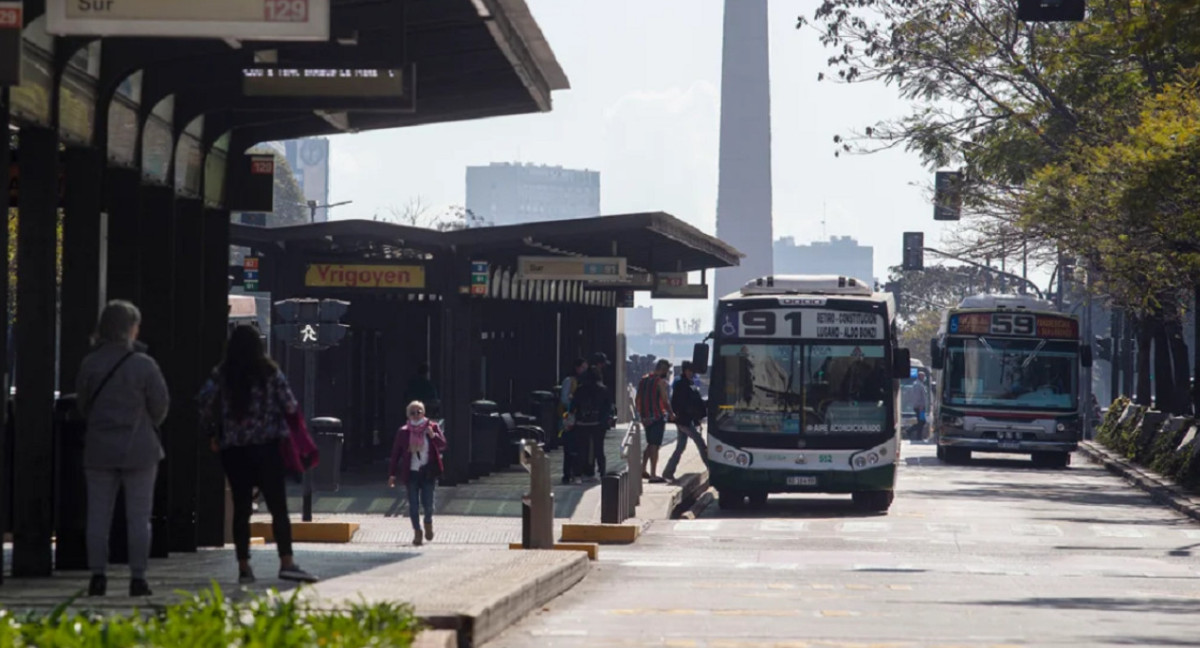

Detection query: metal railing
(600, 386), (645, 524)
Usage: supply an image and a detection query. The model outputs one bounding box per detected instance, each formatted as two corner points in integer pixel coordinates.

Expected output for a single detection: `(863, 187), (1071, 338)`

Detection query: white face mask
(409, 415), (427, 426)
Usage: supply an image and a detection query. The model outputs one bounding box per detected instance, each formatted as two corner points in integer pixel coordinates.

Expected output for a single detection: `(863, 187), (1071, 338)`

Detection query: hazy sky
(326, 1), (961, 328)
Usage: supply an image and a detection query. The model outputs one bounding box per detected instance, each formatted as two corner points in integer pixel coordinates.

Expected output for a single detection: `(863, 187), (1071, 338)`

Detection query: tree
(885, 263), (1024, 322)
(899, 310), (942, 367)
(376, 195), (436, 228)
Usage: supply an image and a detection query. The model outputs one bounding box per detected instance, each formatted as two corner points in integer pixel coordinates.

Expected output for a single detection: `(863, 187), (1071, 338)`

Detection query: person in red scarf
(388, 401), (447, 546)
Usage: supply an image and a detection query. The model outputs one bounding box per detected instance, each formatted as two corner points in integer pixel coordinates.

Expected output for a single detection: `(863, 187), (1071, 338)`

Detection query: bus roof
(721, 274), (897, 323)
(956, 294), (1056, 311)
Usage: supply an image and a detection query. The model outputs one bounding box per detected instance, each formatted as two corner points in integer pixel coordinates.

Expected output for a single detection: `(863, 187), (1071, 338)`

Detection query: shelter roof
(231, 212), (743, 272)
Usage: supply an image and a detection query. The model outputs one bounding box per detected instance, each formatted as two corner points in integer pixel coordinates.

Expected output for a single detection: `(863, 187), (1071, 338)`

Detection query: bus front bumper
(708, 462), (895, 494)
(938, 435), (1078, 454)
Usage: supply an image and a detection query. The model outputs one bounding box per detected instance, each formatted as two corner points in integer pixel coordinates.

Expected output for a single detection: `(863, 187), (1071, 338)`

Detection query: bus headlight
(854, 456), (867, 468)
(867, 452), (880, 465)
(1056, 422), (1066, 432)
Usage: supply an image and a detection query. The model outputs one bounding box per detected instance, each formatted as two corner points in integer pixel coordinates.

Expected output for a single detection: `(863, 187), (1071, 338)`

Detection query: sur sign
(517, 256), (626, 282)
(45, 0), (330, 41)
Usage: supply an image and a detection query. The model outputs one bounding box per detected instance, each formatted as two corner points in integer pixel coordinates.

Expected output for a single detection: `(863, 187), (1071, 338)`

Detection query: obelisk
(714, 0), (774, 299)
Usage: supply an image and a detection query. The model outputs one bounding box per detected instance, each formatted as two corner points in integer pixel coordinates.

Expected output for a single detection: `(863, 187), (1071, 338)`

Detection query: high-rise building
(714, 0), (774, 300)
(466, 162), (600, 226)
(283, 138), (331, 222)
(775, 236), (875, 286)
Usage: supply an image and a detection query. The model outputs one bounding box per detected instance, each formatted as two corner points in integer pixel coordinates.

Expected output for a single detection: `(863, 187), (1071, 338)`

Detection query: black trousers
(576, 424), (607, 476)
(221, 442), (293, 561)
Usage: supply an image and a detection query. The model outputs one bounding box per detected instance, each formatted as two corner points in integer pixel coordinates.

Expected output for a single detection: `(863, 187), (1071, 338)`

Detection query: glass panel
(59, 68), (96, 146)
(107, 99), (139, 168)
(10, 45), (52, 127)
(713, 343), (801, 435)
(800, 345), (888, 434)
(944, 338), (1078, 411)
(141, 116), (173, 185)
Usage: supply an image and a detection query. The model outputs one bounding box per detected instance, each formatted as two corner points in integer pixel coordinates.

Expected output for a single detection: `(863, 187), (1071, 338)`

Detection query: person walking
(907, 375), (928, 441)
(635, 359), (675, 483)
(570, 368), (614, 480)
(559, 358), (588, 484)
(198, 325), (318, 585)
(663, 361), (708, 483)
(389, 401), (447, 545)
(76, 300), (169, 597)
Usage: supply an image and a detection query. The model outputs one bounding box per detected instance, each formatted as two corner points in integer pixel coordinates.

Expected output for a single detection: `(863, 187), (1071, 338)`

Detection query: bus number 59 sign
(264, 0), (307, 22)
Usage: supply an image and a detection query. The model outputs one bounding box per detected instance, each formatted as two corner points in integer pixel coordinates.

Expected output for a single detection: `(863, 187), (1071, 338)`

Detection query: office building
(466, 162), (600, 226)
(775, 235), (874, 286)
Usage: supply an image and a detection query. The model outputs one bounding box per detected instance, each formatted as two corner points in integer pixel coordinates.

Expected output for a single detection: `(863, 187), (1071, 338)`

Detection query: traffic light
(902, 232), (924, 271)
(275, 298), (319, 323)
(1017, 0), (1084, 21)
(274, 298), (350, 350)
(318, 299), (350, 323)
(934, 171), (963, 221)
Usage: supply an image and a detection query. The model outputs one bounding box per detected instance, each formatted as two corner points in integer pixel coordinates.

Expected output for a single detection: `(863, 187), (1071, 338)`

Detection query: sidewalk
(287, 423), (709, 525)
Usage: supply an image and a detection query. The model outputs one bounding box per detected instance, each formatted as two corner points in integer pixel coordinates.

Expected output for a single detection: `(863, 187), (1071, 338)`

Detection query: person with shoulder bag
(76, 301), (169, 598)
(388, 401), (447, 546)
(664, 361), (709, 483)
(197, 325), (318, 585)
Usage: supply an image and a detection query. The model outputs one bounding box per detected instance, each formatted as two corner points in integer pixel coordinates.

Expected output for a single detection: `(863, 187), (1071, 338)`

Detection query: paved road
(486, 442), (1200, 647)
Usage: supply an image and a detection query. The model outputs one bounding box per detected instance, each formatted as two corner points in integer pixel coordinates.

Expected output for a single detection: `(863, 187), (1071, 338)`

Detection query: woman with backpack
(198, 325), (318, 585)
(388, 401), (447, 546)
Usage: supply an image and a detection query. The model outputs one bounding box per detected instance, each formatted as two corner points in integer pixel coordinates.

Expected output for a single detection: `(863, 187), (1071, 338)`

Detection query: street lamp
(302, 199), (353, 223)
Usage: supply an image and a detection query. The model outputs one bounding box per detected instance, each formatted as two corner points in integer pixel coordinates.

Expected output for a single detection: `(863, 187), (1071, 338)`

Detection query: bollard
(601, 474), (621, 524)
(618, 470), (629, 521)
(521, 495), (531, 549)
(520, 439), (555, 550)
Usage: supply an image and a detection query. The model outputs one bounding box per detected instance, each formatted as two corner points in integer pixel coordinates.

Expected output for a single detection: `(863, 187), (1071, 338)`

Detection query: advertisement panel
(46, 0), (330, 41)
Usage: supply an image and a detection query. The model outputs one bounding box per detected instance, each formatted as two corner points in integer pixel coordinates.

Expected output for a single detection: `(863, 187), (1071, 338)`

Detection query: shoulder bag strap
(91, 351), (135, 404)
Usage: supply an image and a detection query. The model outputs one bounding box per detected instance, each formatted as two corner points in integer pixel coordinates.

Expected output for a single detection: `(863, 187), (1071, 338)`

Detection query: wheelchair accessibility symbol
(720, 313), (738, 337)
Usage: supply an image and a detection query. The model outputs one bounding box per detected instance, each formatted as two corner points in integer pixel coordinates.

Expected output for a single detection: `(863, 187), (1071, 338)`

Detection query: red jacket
(389, 422), (447, 485)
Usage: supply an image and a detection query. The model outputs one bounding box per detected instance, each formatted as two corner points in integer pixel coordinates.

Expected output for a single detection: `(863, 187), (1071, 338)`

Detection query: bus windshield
(943, 337), (1078, 411)
(712, 342), (890, 435)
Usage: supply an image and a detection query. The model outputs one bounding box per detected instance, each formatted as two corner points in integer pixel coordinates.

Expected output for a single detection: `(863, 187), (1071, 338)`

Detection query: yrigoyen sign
(46, 0), (330, 40)
(517, 256), (627, 282)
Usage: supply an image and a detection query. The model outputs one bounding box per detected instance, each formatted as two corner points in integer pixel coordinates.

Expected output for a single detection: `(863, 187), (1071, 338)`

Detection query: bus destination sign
(949, 312), (1078, 339)
(720, 309), (883, 340)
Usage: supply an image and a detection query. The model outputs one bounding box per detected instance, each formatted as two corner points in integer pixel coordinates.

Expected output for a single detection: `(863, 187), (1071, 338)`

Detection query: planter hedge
(0, 585), (421, 648)
(1096, 397), (1200, 495)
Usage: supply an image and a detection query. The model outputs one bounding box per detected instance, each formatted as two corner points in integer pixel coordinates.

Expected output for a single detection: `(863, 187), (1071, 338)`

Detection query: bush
(0, 584), (422, 648)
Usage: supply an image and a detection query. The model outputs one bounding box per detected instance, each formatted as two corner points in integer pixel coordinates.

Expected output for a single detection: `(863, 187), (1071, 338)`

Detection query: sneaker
(424, 521), (434, 542)
(649, 476), (666, 484)
(278, 565), (319, 583)
(87, 574), (107, 597)
(129, 579), (152, 597)
(412, 529), (424, 546)
(571, 477), (583, 485)
(238, 568), (257, 585)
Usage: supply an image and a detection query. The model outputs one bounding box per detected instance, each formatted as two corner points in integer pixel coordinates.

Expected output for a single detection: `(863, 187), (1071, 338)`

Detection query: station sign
(470, 260), (489, 296)
(46, 0), (330, 41)
(305, 263), (425, 290)
(0, 2), (21, 87)
(719, 309), (884, 340)
(651, 272), (708, 299)
(517, 256), (627, 282)
(243, 256), (260, 291)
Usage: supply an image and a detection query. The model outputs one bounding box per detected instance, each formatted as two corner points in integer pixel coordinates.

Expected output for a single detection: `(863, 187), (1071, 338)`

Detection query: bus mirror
(1080, 343), (1093, 368)
(692, 343), (710, 374)
(893, 348), (912, 379)
(930, 338), (944, 370)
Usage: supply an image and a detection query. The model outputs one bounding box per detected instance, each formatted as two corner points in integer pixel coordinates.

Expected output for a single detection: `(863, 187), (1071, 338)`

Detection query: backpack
(572, 383), (604, 426)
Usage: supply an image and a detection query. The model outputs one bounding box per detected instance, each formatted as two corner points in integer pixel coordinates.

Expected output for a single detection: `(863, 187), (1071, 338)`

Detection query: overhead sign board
(0, 2), (21, 87)
(470, 260), (489, 296)
(517, 256), (627, 282)
(305, 263), (426, 290)
(243, 66), (409, 98)
(45, 0), (330, 40)
(652, 272), (708, 299)
(934, 171), (963, 221)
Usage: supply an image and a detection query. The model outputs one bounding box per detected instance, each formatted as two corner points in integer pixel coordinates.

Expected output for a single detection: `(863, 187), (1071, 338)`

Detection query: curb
(676, 487), (714, 520)
(1078, 441), (1200, 524)
(420, 551), (590, 648)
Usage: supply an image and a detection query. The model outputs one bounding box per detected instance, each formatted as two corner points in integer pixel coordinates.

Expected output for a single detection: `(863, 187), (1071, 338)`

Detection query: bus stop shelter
(231, 212), (741, 483)
(1, 0), (567, 577)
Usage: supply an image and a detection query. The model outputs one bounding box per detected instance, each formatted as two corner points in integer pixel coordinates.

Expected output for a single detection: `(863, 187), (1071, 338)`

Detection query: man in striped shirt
(635, 359), (675, 482)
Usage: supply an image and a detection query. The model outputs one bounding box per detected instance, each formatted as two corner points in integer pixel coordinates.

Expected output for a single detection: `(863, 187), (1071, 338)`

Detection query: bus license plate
(998, 440), (1020, 450)
(787, 476), (817, 486)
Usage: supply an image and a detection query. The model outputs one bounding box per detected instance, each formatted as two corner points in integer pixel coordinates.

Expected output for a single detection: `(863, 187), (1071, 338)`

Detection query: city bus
(929, 295), (1092, 468)
(692, 275), (911, 512)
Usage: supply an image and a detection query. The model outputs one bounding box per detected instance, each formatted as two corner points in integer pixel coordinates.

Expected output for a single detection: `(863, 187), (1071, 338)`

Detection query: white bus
(930, 294), (1092, 468)
(692, 275), (911, 512)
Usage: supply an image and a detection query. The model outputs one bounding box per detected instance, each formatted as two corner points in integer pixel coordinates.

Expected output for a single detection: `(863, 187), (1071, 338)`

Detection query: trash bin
(470, 400), (501, 477)
(311, 417), (344, 492)
(528, 390), (559, 450)
(54, 394), (88, 570)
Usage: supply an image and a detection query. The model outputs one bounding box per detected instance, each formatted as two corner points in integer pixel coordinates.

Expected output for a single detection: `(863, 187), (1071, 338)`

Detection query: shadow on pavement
(958, 595), (1200, 615)
(703, 495), (884, 520)
(906, 480), (1155, 509)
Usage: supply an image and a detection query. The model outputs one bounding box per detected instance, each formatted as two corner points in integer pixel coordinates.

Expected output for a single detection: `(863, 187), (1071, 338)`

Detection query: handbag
(281, 408), (320, 483)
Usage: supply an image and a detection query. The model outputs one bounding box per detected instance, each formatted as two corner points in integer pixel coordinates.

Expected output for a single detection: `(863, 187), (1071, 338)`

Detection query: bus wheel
(748, 491), (769, 508)
(936, 446), (946, 461)
(853, 490), (894, 512)
(1033, 451), (1070, 469)
(717, 490), (744, 510)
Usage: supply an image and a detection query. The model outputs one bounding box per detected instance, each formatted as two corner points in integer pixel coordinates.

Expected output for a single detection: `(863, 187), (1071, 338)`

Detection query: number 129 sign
(264, 0), (308, 22)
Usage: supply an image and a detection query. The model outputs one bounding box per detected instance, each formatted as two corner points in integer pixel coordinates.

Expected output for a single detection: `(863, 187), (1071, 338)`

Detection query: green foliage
(0, 584), (421, 648)
(1097, 396), (1200, 494)
(898, 309), (941, 368)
